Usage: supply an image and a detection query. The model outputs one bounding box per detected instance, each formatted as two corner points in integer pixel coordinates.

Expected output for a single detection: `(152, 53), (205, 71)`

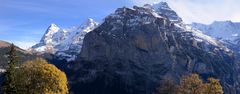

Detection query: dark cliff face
(70, 6), (239, 94)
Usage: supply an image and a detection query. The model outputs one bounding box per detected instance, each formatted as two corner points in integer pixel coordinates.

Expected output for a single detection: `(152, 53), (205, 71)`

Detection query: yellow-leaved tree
(176, 74), (223, 94)
(15, 58), (68, 94)
(176, 74), (206, 94)
(205, 78), (223, 94)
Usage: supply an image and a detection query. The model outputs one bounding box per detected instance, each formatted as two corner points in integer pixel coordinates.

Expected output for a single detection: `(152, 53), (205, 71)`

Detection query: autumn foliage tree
(155, 74), (223, 94)
(176, 74), (206, 94)
(205, 78), (223, 94)
(176, 74), (223, 94)
(15, 58), (69, 94)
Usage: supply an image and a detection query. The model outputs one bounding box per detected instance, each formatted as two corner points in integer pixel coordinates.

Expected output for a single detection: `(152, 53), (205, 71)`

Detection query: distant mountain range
(30, 18), (98, 61)
(192, 21), (240, 42)
(1, 1), (238, 94)
(191, 21), (240, 56)
(68, 2), (239, 94)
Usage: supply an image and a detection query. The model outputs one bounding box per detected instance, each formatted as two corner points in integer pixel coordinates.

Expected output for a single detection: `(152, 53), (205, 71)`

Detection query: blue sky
(0, 0), (240, 49)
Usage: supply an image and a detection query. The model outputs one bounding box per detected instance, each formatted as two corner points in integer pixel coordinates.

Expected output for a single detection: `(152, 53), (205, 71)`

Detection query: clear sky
(0, 0), (240, 49)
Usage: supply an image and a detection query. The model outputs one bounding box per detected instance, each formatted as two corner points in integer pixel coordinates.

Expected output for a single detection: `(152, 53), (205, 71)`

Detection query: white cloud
(130, 0), (240, 24)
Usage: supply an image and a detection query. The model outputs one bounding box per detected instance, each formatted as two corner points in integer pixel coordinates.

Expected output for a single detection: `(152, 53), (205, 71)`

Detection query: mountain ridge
(30, 18), (98, 61)
(191, 20), (240, 56)
(192, 21), (240, 41)
(25, 2), (240, 94)
(0, 40), (35, 71)
(68, 3), (238, 94)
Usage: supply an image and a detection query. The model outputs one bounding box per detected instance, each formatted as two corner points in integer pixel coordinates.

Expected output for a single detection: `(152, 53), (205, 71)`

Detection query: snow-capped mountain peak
(192, 21), (240, 41)
(150, 2), (182, 23)
(31, 2), (230, 62)
(50, 23), (58, 28)
(152, 2), (170, 10)
(105, 4), (228, 53)
(139, 2), (226, 51)
(31, 18), (98, 61)
(76, 3), (236, 94)
(191, 21), (240, 54)
(40, 23), (60, 44)
(81, 18), (98, 33)
(45, 23), (60, 35)
(84, 18), (96, 26)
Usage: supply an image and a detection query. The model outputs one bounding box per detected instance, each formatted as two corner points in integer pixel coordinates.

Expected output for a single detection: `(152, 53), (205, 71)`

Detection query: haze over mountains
(1, 1), (240, 94)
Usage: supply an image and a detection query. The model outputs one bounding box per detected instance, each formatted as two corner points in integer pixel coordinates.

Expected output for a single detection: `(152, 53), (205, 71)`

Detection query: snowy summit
(30, 18), (98, 61)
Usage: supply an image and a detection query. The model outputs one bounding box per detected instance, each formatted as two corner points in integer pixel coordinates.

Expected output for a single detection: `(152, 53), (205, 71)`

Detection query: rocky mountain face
(31, 2), (181, 63)
(30, 18), (98, 61)
(191, 21), (240, 56)
(69, 3), (240, 94)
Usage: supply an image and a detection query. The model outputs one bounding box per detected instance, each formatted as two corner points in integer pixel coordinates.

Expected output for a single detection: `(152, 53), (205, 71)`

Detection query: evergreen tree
(2, 44), (18, 94)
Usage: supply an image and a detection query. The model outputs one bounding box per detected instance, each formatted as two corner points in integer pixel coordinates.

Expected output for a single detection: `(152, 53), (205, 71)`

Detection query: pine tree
(2, 44), (18, 94)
